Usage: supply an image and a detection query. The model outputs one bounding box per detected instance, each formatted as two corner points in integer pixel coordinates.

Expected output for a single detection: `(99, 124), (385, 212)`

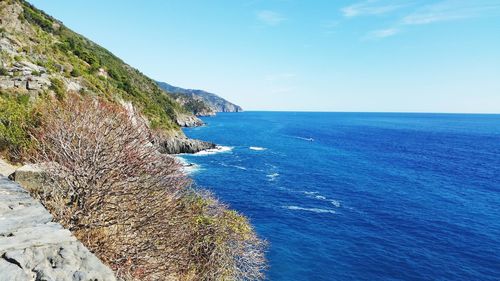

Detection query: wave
(284, 206), (336, 214)
(330, 200), (341, 208)
(175, 156), (201, 174)
(303, 191), (341, 208)
(304, 191), (318, 196)
(267, 173), (280, 181)
(249, 146), (267, 151)
(193, 145), (233, 156)
(219, 162), (247, 170)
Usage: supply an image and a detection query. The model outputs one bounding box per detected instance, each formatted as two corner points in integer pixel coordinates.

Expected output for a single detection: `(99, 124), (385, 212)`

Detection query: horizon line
(231, 110), (500, 115)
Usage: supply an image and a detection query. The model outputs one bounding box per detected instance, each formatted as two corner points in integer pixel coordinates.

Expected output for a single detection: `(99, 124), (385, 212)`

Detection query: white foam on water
(330, 200), (341, 208)
(175, 156), (201, 174)
(267, 173), (280, 181)
(303, 191), (341, 208)
(284, 206), (336, 214)
(233, 165), (247, 170)
(304, 191), (319, 196)
(249, 146), (267, 151)
(193, 146), (233, 156)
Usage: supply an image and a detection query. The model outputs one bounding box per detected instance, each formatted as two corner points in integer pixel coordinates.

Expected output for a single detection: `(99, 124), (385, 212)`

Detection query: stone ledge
(0, 176), (116, 281)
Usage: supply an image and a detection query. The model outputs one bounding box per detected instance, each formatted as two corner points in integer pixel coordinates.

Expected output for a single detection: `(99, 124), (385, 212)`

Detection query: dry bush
(30, 93), (266, 280)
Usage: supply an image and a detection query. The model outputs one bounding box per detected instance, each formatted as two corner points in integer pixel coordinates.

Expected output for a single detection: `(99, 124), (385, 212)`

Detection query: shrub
(49, 77), (66, 100)
(0, 67), (8, 76)
(31, 70), (41, 76)
(0, 93), (35, 161)
(70, 68), (81, 77)
(31, 94), (266, 280)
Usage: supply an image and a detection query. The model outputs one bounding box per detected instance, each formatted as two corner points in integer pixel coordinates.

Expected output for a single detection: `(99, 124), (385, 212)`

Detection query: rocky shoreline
(160, 136), (216, 154)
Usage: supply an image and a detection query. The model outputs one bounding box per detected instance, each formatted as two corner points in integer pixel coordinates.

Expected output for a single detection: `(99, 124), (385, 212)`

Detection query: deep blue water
(180, 112), (500, 281)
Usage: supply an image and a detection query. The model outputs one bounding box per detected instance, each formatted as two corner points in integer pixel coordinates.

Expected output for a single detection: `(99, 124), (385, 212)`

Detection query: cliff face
(157, 81), (243, 115)
(0, 0), (202, 134)
(0, 172), (116, 281)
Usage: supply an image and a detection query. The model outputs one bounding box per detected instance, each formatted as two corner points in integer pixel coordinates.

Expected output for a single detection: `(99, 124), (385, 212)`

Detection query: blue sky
(30, 0), (500, 113)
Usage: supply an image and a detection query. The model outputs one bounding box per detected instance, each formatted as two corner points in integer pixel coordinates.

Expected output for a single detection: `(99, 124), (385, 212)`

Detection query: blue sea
(180, 112), (500, 281)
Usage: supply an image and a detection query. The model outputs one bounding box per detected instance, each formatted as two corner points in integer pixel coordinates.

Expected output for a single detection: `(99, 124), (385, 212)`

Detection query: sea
(179, 112), (500, 281)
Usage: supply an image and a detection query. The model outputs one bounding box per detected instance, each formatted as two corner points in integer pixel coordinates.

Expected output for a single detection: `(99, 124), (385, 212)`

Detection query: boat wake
(294, 136), (314, 142)
(250, 146), (267, 151)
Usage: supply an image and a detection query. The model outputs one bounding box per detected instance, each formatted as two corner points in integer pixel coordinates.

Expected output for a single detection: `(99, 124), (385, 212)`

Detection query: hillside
(0, 0), (202, 136)
(0, 1), (266, 280)
(157, 81), (243, 115)
(169, 91), (217, 117)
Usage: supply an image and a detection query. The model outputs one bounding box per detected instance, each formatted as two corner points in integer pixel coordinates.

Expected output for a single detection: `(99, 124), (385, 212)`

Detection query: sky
(29, 0), (500, 113)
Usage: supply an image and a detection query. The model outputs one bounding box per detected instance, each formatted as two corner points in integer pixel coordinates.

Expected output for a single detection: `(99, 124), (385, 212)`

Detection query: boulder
(9, 164), (45, 193)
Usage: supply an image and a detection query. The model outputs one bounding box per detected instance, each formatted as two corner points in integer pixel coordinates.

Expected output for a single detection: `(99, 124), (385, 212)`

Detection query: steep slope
(157, 81), (243, 114)
(0, 0), (202, 135)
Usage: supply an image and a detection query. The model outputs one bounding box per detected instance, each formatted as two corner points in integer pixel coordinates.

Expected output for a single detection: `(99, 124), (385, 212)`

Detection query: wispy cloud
(256, 10), (286, 26)
(342, 0), (409, 17)
(366, 28), (400, 39)
(402, 0), (500, 25)
(362, 0), (500, 40)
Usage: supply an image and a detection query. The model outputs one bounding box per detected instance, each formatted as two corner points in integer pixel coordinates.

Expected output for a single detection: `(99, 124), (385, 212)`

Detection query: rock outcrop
(161, 137), (216, 154)
(0, 175), (116, 281)
(175, 113), (205, 127)
(0, 62), (51, 92)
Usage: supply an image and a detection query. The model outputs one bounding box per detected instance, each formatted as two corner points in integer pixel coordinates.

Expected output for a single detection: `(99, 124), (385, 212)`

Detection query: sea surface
(180, 112), (500, 281)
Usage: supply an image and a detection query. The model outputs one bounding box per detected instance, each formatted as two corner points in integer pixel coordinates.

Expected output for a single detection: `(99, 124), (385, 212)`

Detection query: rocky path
(0, 175), (116, 281)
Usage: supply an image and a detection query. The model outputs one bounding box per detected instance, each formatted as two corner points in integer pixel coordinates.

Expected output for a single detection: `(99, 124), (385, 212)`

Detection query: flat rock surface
(0, 176), (116, 281)
(0, 159), (17, 177)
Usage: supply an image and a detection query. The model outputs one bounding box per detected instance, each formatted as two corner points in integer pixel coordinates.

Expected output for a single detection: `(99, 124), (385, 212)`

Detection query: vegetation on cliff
(0, 0), (197, 142)
(169, 91), (217, 116)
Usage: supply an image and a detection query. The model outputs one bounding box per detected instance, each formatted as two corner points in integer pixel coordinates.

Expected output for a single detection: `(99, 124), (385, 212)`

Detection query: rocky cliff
(0, 0), (203, 135)
(0, 162), (116, 281)
(157, 81), (243, 115)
